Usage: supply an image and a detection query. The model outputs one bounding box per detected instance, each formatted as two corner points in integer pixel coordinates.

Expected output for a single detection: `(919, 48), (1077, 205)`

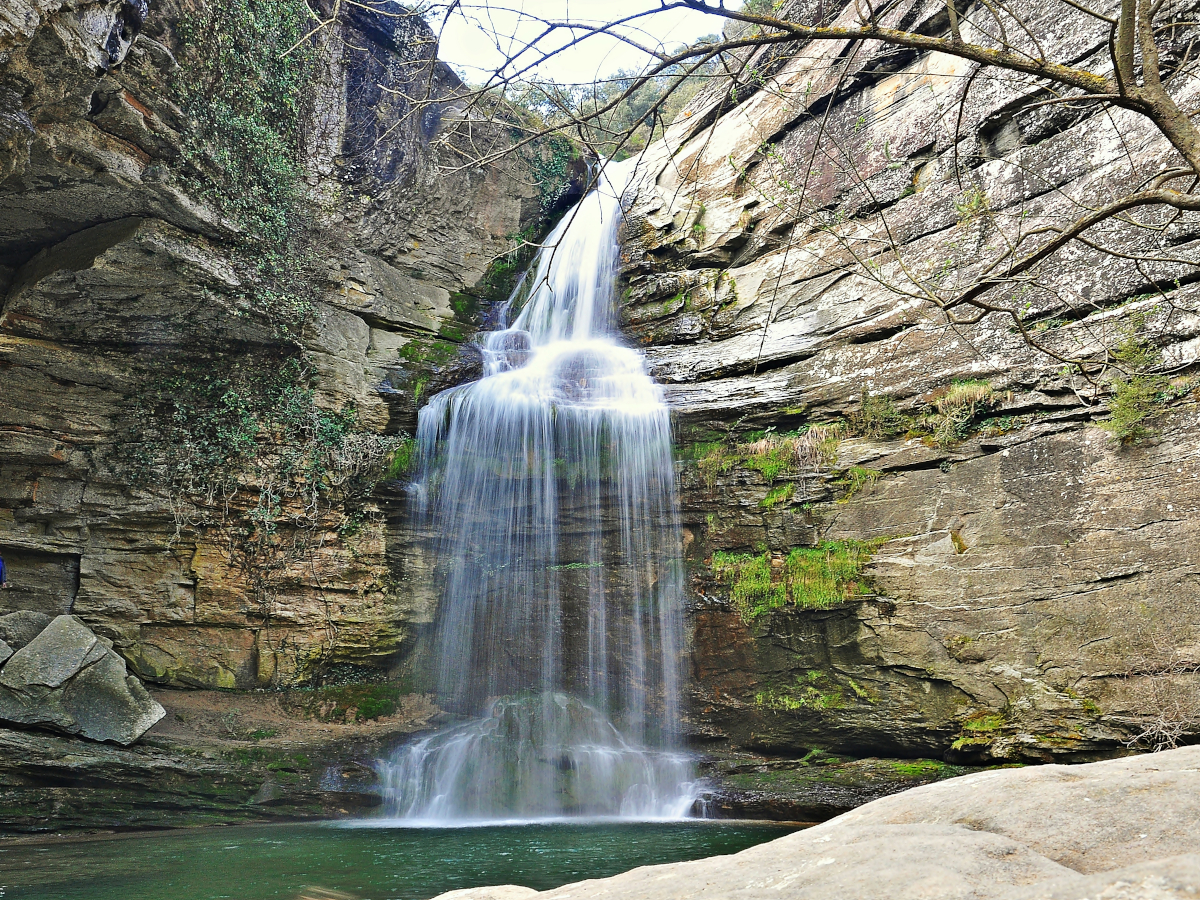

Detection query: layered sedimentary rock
(2, 0), (1197, 780)
(0, 1), (554, 688)
(616, 0), (1200, 760)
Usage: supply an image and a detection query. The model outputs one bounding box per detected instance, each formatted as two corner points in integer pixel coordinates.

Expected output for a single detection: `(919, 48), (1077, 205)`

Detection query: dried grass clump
(697, 424), (843, 488)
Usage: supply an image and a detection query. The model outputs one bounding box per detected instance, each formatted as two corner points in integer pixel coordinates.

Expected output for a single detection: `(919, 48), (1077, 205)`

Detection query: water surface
(0, 820), (796, 900)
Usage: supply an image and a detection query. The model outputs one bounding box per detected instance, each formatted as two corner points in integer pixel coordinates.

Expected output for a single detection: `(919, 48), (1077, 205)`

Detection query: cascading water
(378, 159), (695, 823)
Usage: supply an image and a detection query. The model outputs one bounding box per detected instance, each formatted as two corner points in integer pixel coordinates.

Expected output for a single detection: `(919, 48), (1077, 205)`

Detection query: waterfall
(378, 159), (694, 823)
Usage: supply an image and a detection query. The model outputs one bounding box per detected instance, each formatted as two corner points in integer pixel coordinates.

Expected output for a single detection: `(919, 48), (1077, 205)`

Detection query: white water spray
(378, 160), (694, 822)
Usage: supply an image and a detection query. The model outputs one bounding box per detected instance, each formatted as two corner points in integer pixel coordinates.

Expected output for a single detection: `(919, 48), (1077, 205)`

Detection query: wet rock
(683, 411), (1200, 762)
(0, 610), (52, 650)
(0, 614), (165, 744)
(696, 755), (987, 822)
(614, 0), (1200, 763)
(0, 723), (384, 834)
(490, 329), (533, 373)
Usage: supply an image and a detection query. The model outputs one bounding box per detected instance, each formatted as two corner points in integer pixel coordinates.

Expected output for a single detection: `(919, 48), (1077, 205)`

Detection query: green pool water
(0, 820), (797, 900)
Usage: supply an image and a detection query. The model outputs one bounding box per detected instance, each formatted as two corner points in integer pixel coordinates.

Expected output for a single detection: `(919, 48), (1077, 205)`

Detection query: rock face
(0, 614), (164, 743)
(1, 0), (1197, 788)
(0, 610), (53, 650)
(0, 720), (385, 833)
(0, 1), (562, 689)
(431, 747), (1200, 900)
(611, 1), (1200, 761)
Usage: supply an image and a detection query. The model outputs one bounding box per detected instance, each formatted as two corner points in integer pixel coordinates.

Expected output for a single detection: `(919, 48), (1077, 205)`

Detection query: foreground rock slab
(433, 748), (1200, 900)
(0, 615), (164, 744)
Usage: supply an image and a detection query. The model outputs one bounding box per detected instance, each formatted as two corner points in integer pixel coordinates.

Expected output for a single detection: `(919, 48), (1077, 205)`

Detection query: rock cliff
(0, 0), (569, 690)
(1, 0), (1198, 834)
(618, 0), (1200, 762)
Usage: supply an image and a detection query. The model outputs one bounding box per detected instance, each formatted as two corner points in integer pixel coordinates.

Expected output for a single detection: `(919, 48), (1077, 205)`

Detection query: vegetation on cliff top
(174, 0), (314, 250)
(171, 0), (322, 336)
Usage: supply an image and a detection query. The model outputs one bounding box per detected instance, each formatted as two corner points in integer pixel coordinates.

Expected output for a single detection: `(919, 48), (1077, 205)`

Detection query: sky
(427, 1), (733, 85)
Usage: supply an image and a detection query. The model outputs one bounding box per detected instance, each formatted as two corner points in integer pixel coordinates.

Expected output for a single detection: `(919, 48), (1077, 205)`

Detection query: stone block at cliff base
(0, 614), (164, 744)
(0, 610), (52, 650)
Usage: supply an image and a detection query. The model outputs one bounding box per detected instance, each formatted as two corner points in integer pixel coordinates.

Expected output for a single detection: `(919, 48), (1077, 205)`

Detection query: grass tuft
(712, 537), (888, 621)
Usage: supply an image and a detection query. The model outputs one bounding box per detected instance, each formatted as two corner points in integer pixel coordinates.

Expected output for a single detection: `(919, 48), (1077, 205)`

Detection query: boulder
(0, 639), (11, 665)
(0, 615), (164, 744)
(430, 748), (1200, 900)
(0, 610), (52, 650)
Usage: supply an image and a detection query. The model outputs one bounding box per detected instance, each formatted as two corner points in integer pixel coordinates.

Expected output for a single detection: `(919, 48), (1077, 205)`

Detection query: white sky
(429, 2), (733, 85)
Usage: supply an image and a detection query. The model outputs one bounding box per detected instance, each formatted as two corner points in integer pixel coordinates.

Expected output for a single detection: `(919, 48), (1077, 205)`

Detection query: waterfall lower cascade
(378, 160), (695, 823)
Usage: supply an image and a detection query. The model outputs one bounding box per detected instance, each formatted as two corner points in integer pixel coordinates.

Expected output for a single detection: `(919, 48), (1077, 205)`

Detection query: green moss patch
(844, 382), (1000, 449)
(712, 538), (888, 621)
(755, 670), (873, 712)
(282, 683), (408, 723)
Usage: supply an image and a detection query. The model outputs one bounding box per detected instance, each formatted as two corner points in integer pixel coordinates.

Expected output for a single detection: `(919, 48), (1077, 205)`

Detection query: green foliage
(529, 133), (581, 213)
(132, 356), (407, 576)
(923, 380), (998, 447)
(1100, 375), (1171, 444)
(174, 0), (314, 245)
(755, 671), (859, 712)
(950, 710), (1008, 750)
(845, 382), (999, 448)
(836, 466), (882, 502)
(136, 357), (312, 491)
(285, 682), (407, 723)
(963, 713), (1005, 732)
(383, 437), (419, 480)
(450, 292), (483, 324)
(400, 337), (461, 367)
(173, 0), (319, 334)
(226, 746), (312, 771)
(954, 188), (989, 224)
(712, 538), (887, 622)
(759, 483), (795, 509)
(1100, 313), (1174, 445)
(696, 425), (843, 487)
(847, 390), (907, 439)
(887, 759), (956, 777)
(475, 224), (540, 303)
(713, 551), (780, 616)
(1110, 313), (1161, 371)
